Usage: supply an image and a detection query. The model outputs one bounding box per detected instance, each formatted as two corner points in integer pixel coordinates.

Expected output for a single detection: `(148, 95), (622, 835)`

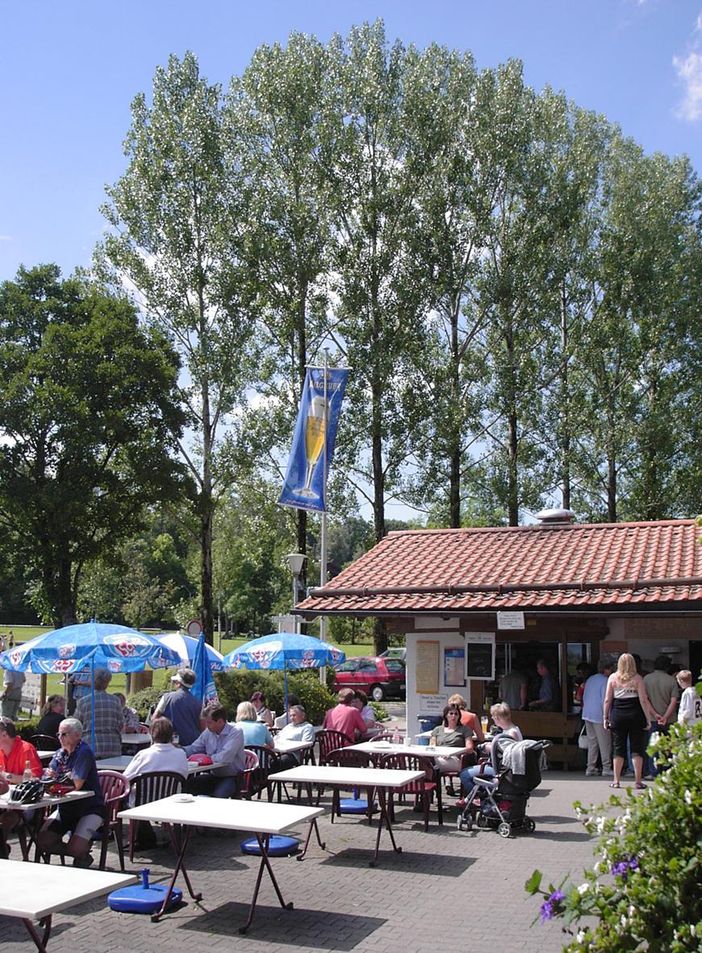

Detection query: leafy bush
(215, 669), (336, 725)
(129, 686), (165, 721)
(526, 721), (702, 951)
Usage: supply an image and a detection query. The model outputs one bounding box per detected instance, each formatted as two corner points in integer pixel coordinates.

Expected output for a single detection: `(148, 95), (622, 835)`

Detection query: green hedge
(215, 669), (336, 726)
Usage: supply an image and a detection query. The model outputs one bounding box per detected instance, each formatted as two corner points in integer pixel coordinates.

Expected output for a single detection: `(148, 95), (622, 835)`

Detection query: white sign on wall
(418, 694), (447, 715)
(497, 611), (525, 630)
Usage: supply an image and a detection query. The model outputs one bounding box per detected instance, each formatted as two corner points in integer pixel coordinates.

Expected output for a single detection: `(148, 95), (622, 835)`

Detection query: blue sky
(1, 0), (700, 282)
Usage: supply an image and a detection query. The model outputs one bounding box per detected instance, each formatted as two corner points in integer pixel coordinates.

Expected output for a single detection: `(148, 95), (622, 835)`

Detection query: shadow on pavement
(315, 847), (477, 875)
(178, 901), (386, 949)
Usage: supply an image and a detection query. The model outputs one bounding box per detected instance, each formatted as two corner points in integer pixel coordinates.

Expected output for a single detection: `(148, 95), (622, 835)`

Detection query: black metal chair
(29, 733), (60, 752)
(128, 771), (184, 862)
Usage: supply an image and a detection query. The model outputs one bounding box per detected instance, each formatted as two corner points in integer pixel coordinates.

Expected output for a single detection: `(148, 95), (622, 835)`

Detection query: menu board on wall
(444, 646), (465, 687)
(416, 640), (440, 694)
(464, 632), (495, 680)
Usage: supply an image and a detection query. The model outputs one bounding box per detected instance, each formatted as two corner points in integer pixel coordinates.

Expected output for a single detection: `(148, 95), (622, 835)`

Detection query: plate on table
(174, 794), (195, 803)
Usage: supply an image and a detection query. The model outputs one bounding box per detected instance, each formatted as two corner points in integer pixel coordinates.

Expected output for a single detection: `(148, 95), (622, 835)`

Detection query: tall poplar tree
(98, 52), (258, 641)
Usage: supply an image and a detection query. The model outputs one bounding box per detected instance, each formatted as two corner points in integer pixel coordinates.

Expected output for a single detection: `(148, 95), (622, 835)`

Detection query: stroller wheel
(457, 815), (472, 832)
(497, 822), (511, 838)
(523, 817), (536, 833)
(476, 813), (490, 829)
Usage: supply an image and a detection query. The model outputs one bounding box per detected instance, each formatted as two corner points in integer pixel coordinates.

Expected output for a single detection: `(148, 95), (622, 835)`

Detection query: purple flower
(540, 890), (565, 922)
(611, 856), (640, 880)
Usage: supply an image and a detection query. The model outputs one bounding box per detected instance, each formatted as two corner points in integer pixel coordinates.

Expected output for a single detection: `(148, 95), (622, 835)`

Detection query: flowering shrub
(526, 720), (702, 951)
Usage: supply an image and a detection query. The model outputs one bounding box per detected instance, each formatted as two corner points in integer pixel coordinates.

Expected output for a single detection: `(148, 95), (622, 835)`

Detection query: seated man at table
(75, 668), (123, 758)
(0, 716), (43, 853)
(275, 704), (316, 770)
(323, 688), (368, 741)
(123, 717), (188, 784)
(37, 717), (106, 868)
(184, 703), (245, 798)
(123, 716), (188, 849)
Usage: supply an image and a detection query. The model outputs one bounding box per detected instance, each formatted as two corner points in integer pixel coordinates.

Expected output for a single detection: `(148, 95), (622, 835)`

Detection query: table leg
(238, 833), (292, 934)
(370, 789), (401, 868)
(151, 823), (202, 922)
(296, 817), (326, 861)
(22, 915), (51, 953)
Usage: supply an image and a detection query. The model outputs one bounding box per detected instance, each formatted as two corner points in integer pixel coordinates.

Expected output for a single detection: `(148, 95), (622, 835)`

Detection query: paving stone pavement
(1, 771), (621, 953)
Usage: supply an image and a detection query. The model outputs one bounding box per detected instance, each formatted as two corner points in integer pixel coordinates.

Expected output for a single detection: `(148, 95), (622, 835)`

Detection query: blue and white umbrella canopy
(222, 632), (346, 672)
(0, 622), (181, 675)
(155, 632), (224, 672)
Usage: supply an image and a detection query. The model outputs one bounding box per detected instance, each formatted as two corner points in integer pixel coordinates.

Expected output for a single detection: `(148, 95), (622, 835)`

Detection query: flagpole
(318, 351), (329, 685)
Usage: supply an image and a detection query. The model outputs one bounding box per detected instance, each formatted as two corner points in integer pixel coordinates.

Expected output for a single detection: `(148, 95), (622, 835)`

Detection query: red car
(333, 656), (406, 702)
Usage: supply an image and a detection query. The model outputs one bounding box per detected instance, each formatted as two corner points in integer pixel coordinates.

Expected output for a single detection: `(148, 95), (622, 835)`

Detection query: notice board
(416, 640), (440, 694)
(464, 632), (495, 680)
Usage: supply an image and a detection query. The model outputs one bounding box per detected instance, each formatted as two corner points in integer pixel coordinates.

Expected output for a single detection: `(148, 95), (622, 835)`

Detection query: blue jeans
(188, 774), (241, 798)
(460, 764), (496, 794)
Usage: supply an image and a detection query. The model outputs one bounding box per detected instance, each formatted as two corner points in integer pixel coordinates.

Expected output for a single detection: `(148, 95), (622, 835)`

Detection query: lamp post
(285, 553), (306, 634)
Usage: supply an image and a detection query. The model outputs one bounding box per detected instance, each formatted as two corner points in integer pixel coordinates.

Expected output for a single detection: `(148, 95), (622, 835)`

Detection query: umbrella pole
(283, 668), (289, 719)
(90, 653), (96, 752)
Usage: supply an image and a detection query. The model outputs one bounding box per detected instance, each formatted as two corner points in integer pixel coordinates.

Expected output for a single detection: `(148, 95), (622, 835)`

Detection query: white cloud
(0, 235), (13, 241)
(674, 49), (702, 120)
(673, 12), (702, 121)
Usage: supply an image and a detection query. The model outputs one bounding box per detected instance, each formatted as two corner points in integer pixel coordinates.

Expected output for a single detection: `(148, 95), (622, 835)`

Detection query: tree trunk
(560, 280), (571, 510)
(449, 300), (461, 527)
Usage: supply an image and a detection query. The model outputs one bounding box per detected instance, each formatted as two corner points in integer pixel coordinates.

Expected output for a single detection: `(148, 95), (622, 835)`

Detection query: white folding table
(268, 764), (424, 866)
(0, 788), (95, 861)
(96, 755), (223, 775)
(0, 858), (134, 952)
(120, 733), (150, 750)
(119, 794), (323, 932)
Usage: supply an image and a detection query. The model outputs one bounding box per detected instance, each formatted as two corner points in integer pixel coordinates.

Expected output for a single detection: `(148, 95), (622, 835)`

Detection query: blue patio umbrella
(221, 632), (346, 712)
(191, 633), (219, 706)
(0, 622), (181, 749)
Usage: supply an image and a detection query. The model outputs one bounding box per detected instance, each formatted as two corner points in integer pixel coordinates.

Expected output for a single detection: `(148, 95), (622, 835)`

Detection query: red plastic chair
(239, 749), (260, 800)
(96, 770), (131, 870)
(379, 752), (442, 831)
(316, 729), (353, 765)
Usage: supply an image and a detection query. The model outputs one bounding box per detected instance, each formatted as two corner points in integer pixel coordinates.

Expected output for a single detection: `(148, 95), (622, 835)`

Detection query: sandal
(609, 781), (621, 788)
(634, 781), (646, 789)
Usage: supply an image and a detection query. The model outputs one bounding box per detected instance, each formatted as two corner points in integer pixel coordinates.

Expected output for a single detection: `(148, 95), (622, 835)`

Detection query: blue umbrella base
(339, 797), (377, 815)
(240, 835), (300, 857)
(107, 883), (183, 914)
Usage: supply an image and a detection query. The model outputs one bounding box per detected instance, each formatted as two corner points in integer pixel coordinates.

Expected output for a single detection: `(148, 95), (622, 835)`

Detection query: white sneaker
(602, 769), (614, 777)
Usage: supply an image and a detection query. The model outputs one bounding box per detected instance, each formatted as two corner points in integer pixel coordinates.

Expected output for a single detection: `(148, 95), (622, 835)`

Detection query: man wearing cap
(153, 668), (204, 746)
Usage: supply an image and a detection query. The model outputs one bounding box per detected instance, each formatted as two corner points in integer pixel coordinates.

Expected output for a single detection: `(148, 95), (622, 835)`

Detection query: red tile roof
(297, 519), (702, 616)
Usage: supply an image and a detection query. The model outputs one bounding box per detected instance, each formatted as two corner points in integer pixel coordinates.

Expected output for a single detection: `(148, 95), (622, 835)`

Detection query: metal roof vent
(535, 508), (577, 525)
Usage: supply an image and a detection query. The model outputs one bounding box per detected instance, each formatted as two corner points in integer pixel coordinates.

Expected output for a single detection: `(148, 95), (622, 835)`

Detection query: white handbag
(578, 724), (589, 750)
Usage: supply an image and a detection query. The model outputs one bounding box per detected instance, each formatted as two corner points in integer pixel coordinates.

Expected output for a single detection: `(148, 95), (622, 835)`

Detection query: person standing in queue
(152, 668), (204, 747)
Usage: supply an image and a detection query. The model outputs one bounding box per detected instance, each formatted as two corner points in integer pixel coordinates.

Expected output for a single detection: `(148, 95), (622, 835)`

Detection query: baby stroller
(456, 735), (549, 838)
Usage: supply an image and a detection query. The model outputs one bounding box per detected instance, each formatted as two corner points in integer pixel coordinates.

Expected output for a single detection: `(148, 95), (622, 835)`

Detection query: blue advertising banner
(279, 366), (349, 513)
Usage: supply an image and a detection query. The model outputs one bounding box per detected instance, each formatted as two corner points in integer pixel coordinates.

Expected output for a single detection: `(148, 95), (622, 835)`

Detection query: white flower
(596, 816), (606, 833)
(578, 883), (589, 896)
(576, 930), (587, 942)
(621, 915), (629, 928)
(684, 789), (693, 805)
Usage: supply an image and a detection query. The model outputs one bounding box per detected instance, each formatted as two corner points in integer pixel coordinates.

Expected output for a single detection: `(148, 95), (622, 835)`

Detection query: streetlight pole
(285, 553), (306, 634)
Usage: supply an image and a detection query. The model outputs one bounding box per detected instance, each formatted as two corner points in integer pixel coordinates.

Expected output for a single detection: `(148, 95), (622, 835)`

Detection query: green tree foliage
(98, 52), (260, 641)
(0, 265), (185, 626)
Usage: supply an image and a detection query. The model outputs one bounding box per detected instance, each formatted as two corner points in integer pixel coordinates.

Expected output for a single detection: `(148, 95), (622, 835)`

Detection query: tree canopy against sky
(0, 264), (185, 626)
